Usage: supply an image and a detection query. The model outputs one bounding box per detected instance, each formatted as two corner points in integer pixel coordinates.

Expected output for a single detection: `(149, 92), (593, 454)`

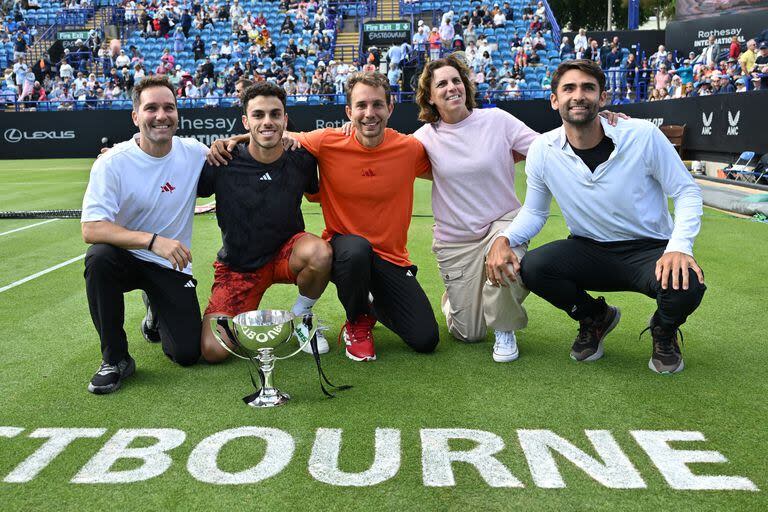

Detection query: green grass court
(0, 159), (766, 511)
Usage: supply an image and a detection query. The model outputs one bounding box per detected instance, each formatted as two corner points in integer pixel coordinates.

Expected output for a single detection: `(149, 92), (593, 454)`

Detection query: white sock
(291, 294), (317, 317)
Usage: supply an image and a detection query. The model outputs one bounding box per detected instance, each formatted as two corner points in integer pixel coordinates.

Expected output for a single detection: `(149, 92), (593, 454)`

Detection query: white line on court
(0, 219), (59, 237)
(0, 254), (84, 294)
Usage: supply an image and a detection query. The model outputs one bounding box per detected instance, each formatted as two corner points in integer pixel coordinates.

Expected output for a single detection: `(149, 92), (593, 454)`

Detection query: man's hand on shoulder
(598, 110), (630, 126)
(655, 251), (704, 291)
(337, 121), (353, 136)
(207, 134), (248, 166)
(282, 131), (302, 151)
(486, 236), (521, 287)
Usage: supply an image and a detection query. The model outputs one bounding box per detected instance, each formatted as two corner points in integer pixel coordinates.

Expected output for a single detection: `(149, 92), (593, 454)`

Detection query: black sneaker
(140, 292), (160, 343)
(87, 355), (136, 394)
(646, 323), (684, 374)
(570, 298), (621, 362)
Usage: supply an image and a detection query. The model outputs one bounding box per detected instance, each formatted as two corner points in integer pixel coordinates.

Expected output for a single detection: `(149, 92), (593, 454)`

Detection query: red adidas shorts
(204, 232), (308, 316)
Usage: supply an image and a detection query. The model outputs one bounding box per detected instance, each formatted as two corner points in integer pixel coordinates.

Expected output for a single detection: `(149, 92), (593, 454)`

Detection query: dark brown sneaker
(647, 325), (684, 374)
(570, 299), (621, 362)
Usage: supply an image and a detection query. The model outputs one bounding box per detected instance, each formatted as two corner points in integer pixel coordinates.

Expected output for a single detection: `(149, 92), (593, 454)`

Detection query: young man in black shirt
(198, 82), (332, 362)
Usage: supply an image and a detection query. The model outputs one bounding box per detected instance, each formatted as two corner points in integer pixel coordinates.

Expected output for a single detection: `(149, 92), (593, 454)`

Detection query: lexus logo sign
(4, 128), (21, 143)
(3, 128), (75, 143)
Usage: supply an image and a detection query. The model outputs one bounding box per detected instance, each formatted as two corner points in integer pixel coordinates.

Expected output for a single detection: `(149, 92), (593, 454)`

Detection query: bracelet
(147, 233), (158, 251)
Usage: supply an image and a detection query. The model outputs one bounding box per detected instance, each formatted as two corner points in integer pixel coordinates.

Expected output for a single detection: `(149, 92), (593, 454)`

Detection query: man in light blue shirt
(487, 60), (706, 375)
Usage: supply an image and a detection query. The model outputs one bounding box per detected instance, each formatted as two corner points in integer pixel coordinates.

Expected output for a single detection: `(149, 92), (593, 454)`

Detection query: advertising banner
(665, 10), (768, 55)
(2, 93), (765, 160)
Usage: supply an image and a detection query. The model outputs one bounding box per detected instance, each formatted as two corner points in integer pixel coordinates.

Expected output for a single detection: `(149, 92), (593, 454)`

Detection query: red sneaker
(339, 314), (377, 361)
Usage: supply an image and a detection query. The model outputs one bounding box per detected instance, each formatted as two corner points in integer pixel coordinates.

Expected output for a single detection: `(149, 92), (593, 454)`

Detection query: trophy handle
(210, 317), (250, 360)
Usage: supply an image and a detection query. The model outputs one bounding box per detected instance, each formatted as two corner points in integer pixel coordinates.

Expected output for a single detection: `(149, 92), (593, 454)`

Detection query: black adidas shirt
(197, 144), (319, 271)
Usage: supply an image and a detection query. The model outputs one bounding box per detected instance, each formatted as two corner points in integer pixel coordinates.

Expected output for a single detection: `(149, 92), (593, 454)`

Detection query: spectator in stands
(452, 35), (465, 52)
(587, 39), (600, 63)
(712, 71), (735, 94)
(649, 45), (667, 69)
(605, 45), (622, 93)
(280, 14), (294, 34)
(636, 57), (651, 100)
(220, 39), (232, 60)
(209, 41), (220, 61)
(701, 35), (720, 67)
(574, 28), (588, 58)
(662, 52), (678, 71)
(115, 49), (130, 69)
(492, 5), (506, 27)
(735, 77), (747, 93)
(58, 86), (74, 110)
(598, 38), (612, 68)
(30, 80), (46, 104)
(740, 39), (757, 74)
(173, 26), (185, 54)
(129, 45), (143, 65)
(560, 36), (573, 59)
(32, 52), (53, 82)
(498, 1), (511, 20)
(695, 79), (712, 96)
(624, 53), (637, 97)
(532, 32), (546, 51)
(729, 36), (741, 60)
(753, 42), (768, 88)
(654, 63), (671, 93)
(463, 23), (477, 46)
(193, 35), (205, 61)
(428, 27), (442, 61)
(161, 48), (175, 68)
(529, 15), (542, 33)
(676, 58), (693, 84)
(669, 74), (684, 98)
(528, 48), (541, 66)
(13, 33), (26, 61)
(440, 18), (454, 48)
(59, 58), (73, 80)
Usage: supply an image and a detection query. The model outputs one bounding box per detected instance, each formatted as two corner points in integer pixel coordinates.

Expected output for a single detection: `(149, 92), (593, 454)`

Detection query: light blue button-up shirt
(502, 117), (703, 256)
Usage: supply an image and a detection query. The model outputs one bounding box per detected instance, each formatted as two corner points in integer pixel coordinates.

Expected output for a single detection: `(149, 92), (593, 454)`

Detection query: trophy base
(244, 388), (291, 408)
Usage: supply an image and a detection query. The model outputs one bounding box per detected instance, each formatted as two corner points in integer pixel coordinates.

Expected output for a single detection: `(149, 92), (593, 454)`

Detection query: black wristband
(147, 233), (158, 251)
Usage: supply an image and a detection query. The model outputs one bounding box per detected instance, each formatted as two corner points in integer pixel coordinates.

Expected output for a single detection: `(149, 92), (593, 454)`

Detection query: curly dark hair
(240, 81), (287, 115)
(415, 53), (477, 124)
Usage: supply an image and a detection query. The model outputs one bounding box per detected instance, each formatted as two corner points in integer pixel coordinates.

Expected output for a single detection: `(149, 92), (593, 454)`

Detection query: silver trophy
(211, 310), (313, 408)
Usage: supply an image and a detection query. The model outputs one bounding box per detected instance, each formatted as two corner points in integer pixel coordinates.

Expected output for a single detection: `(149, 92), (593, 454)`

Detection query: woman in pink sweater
(413, 53), (535, 362)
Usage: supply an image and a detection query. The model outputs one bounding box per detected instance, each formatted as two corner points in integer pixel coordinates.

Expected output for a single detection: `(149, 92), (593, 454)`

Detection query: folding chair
(727, 151), (756, 182)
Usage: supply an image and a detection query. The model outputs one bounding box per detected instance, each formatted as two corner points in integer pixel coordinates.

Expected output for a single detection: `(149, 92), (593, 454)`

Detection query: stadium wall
(1, 93), (766, 160)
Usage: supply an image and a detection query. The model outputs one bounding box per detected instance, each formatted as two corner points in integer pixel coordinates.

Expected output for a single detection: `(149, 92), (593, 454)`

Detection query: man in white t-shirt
(81, 76), (208, 394)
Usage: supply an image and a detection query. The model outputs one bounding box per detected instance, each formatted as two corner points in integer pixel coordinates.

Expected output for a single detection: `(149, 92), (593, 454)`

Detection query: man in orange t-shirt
(211, 72), (439, 362)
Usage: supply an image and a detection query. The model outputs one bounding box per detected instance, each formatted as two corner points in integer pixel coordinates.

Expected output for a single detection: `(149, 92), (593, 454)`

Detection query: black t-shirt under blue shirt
(197, 144), (319, 271)
(569, 135), (615, 172)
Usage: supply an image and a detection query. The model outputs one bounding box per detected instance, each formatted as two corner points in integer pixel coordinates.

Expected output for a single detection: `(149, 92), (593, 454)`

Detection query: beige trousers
(432, 216), (529, 342)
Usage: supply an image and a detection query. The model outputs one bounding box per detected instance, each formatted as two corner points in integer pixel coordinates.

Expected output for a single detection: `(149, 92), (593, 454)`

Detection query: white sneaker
(492, 330), (519, 362)
(296, 320), (330, 355)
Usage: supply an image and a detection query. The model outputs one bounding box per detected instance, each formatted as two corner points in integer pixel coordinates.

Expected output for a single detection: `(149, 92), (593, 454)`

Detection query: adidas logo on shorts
(260, 173), (272, 181)
(184, 280), (196, 288)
